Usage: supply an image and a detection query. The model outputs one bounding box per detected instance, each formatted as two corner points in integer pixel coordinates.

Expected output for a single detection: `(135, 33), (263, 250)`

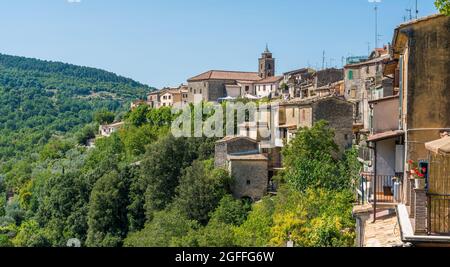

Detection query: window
(246, 180), (251, 185)
(200, 89), (202, 94)
(194, 89), (197, 94)
(348, 70), (353, 80)
(190, 88), (192, 93)
(245, 86), (250, 92)
(366, 66), (369, 74)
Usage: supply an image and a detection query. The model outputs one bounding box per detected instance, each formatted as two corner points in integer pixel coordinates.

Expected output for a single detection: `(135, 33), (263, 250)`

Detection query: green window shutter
(348, 70), (353, 80)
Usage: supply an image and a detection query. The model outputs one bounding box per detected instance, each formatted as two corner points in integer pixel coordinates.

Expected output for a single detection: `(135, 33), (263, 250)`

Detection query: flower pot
(415, 179), (426, 190)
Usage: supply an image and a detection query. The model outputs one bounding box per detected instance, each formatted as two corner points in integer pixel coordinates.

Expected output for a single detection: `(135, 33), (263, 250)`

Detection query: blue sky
(0, 0), (438, 88)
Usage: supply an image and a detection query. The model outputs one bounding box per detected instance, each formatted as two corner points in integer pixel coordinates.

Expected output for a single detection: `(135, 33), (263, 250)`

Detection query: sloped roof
(396, 13), (445, 29)
(216, 136), (258, 144)
(367, 130), (405, 142)
(227, 153), (268, 161)
(253, 76), (283, 84)
(282, 95), (350, 107)
(425, 136), (450, 156)
(188, 70), (261, 82)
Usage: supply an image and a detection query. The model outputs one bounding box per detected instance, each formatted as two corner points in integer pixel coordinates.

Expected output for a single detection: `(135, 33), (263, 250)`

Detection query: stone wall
(214, 138), (259, 169)
(312, 98), (354, 154)
(229, 160), (268, 201)
(187, 81), (207, 104)
(404, 15), (450, 164)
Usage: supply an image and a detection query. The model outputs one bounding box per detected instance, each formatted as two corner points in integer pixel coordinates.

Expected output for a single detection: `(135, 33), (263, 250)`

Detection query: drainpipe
(373, 142), (378, 223)
(367, 103), (379, 222)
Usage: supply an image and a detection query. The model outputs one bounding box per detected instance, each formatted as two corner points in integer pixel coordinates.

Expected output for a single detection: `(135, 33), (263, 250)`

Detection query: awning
(425, 136), (450, 156)
(367, 130), (404, 142)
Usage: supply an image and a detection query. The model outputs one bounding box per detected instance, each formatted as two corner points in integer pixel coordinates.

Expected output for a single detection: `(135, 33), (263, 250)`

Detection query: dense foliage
(0, 56), (358, 247)
(0, 53), (154, 165)
(436, 0), (450, 15)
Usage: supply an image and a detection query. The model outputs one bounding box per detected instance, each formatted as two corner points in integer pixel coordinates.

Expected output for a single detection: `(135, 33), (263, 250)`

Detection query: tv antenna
(406, 8), (413, 21)
(415, 0), (419, 19)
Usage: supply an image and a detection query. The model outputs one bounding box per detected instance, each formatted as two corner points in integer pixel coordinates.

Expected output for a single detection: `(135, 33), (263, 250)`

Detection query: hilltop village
(96, 14), (450, 247)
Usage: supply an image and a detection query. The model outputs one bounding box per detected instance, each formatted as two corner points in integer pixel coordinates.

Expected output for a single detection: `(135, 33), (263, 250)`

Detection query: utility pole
(374, 5), (378, 50)
(322, 50), (326, 70)
(366, 42), (371, 56)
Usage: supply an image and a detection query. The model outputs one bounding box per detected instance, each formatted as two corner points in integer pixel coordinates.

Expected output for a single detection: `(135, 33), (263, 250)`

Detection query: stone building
(353, 14), (450, 247)
(254, 76), (284, 99)
(214, 136), (269, 201)
(344, 46), (392, 143)
(187, 71), (262, 103)
(186, 46), (282, 103)
(146, 85), (189, 109)
(280, 95), (354, 153)
(282, 68), (344, 99)
(99, 121), (124, 137)
(388, 14), (450, 244)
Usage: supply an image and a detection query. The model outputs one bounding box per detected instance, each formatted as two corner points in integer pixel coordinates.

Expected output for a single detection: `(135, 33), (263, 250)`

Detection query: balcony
(359, 173), (403, 206)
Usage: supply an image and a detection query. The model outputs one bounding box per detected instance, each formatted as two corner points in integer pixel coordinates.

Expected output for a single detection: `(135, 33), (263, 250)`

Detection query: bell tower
(259, 44), (275, 79)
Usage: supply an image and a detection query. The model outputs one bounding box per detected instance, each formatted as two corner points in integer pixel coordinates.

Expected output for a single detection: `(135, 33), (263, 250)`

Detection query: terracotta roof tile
(253, 76), (283, 84)
(188, 70), (261, 82)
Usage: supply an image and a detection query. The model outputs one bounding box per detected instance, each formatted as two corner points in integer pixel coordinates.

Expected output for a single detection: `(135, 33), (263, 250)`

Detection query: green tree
(12, 220), (51, 247)
(234, 197), (275, 247)
(86, 169), (130, 247)
(141, 136), (209, 219)
(0, 234), (13, 247)
(209, 195), (251, 226)
(126, 105), (149, 127)
(436, 0), (450, 15)
(269, 187), (355, 247)
(281, 120), (351, 192)
(174, 160), (232, 225)
(123, 208), (199, 247)
(75, 123), (97, 146)
(94, 110), (115, 125)
(147, 106), (175, 127)
(193, 221), (236, 247)
(119, 124), (159, 158)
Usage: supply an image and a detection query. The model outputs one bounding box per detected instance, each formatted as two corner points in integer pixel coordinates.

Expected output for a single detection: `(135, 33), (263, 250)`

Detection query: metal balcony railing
(359, 173), (403, 205)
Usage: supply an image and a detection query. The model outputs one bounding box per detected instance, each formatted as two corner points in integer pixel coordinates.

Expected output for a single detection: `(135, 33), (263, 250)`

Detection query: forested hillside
(0, 100), (357, 247)
(0, 53), (154, 162)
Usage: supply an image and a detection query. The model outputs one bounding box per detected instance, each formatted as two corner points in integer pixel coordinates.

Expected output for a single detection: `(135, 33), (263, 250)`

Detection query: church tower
(258, 45), (275, 79)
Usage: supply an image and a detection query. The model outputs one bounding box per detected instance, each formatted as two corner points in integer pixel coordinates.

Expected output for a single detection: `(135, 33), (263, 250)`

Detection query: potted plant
(408, 160), (426, 190)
